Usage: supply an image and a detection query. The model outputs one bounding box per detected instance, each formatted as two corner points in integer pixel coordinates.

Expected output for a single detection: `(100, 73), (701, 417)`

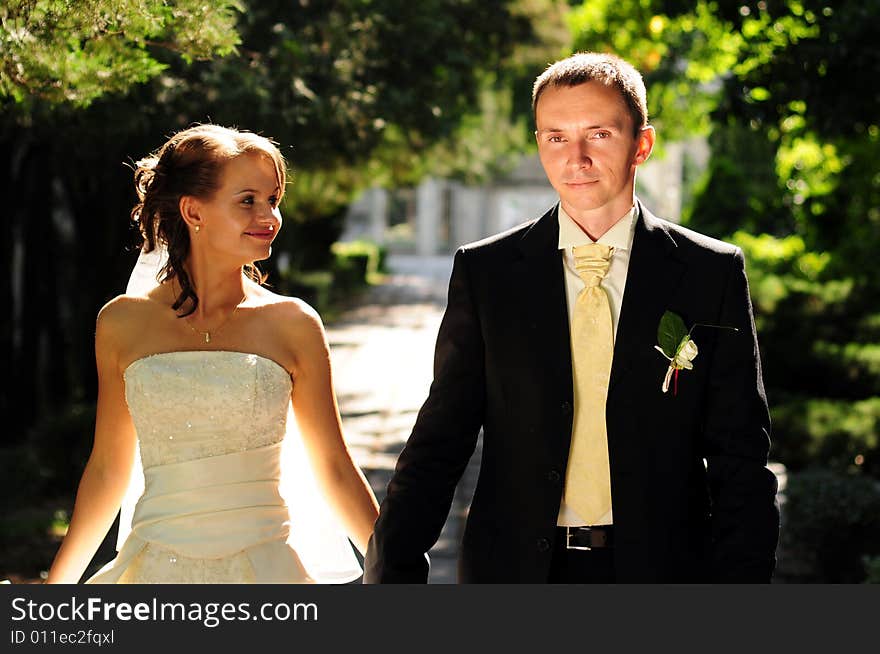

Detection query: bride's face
(190, 152), (283, 263)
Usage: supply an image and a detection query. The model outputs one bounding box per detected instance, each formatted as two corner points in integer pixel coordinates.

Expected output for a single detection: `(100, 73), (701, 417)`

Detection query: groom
(364, 52), (780, 583)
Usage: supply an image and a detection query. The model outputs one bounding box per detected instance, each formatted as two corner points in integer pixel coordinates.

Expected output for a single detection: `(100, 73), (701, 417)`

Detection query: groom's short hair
(532, 52), (649, 135)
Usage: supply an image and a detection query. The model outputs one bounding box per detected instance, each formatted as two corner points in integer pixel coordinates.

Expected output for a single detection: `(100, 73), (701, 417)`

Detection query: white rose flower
(674, 339), (698, 370)
(659, 338), (699, 393)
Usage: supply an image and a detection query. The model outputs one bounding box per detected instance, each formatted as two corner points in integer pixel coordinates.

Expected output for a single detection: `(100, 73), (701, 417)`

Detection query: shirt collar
(557, 202), (637, 251)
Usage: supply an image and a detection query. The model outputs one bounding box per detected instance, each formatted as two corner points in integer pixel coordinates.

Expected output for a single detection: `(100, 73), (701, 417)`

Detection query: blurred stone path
(326, 254), (478, 583)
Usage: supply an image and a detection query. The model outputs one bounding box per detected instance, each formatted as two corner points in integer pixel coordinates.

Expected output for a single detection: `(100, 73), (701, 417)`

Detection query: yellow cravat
(563, 243), (614, 525)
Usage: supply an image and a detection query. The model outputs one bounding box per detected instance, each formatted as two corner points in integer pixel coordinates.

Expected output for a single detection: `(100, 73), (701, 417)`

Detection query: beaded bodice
(123, 351), (292, 468)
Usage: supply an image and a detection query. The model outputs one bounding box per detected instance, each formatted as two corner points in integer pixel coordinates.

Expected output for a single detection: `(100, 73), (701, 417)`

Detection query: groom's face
(535, 81), (654, 223)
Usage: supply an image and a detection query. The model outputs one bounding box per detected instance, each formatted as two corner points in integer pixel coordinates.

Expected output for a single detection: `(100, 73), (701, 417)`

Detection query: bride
(46, 124), (379, 583)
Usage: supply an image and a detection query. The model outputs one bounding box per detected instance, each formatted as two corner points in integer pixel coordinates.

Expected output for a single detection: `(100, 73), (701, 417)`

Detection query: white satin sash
(89, 440), (361, 584)
(132, 442), (290, 558)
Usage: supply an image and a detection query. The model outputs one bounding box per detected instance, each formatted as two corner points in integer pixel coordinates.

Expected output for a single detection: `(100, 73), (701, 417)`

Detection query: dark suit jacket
(364, 200), (780, 583)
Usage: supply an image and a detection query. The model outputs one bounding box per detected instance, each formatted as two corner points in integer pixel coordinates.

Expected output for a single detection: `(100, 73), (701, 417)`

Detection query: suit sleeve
(702, 247), (780, 582)
(363, 248), (486, 583)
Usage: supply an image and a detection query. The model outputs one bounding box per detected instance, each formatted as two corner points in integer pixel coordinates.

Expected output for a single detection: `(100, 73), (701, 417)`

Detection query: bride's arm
(287, 303), (379, 556)
(46, 302), (137, 583)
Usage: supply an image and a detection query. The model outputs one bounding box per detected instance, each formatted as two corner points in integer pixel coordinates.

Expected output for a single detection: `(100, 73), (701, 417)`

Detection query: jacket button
(547, 469), (561, 483)
(537, 537), (551, 552)
(561, 401), (572, 415)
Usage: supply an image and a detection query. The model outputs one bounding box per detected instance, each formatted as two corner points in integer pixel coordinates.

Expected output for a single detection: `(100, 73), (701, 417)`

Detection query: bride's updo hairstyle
(131, 124), (287, 317)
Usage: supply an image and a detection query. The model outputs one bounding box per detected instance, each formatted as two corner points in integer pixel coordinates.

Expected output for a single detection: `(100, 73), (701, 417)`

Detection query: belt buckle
(566, 526), (592, 551)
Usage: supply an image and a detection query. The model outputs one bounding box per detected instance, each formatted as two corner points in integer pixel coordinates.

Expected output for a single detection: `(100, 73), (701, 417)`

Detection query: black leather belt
(558, 525), (614, 551)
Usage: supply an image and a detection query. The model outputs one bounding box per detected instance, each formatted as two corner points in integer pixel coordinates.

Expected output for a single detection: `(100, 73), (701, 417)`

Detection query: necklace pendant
(204, 332), (211, 344)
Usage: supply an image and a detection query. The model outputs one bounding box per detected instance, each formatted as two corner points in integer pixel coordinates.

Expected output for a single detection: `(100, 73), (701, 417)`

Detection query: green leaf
(657, 310), (688, 358)
(749, 86), (771, 102)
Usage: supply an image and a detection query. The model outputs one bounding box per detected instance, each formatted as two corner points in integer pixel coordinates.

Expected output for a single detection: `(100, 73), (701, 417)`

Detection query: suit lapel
(512, 205), (574, 418)
(609, 200), (686, 392)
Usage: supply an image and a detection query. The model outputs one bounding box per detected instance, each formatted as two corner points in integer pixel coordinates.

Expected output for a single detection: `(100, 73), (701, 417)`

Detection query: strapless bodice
(123, 351), (292, 468)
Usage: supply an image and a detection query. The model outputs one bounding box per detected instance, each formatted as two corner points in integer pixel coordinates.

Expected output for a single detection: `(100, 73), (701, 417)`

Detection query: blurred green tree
(566, 0), (880, 581)
(567, 0), (880, 480)
(0, 0), (243, 106)
(0, 1), (567, 449)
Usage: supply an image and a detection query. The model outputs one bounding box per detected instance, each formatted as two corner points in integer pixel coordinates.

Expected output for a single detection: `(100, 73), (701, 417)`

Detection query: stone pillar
(451, 185), (486, 248)
(367, 187), (388, 244)
(416, 177), (442, 256)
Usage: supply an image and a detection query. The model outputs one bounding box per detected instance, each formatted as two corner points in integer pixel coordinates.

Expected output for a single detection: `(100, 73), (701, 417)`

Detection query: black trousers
(548, 529), (615, 583)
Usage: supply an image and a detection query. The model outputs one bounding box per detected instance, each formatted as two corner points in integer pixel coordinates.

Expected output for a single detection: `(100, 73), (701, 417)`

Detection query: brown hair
(131, 124), (287, 317)
(532, 52), (648, 135)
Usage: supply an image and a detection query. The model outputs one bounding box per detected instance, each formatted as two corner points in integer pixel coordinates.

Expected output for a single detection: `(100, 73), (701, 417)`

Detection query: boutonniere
(654, 311), (738, 395)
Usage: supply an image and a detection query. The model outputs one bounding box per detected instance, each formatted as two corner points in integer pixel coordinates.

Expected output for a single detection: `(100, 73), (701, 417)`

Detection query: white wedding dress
(85, 350), (361, 584)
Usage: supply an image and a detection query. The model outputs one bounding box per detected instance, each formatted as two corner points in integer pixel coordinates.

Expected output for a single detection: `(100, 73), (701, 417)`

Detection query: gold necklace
(185, 296), (246, 344)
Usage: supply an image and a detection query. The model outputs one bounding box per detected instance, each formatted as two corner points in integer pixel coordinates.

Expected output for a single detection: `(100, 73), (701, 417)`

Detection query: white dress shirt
(556, 202), (637, 527)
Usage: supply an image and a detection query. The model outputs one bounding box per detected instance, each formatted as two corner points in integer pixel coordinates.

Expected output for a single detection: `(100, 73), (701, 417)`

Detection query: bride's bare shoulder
(94, 293), (166, 354)
(244, 287), (329, 372)
(97, 294), (157, 325)
(251, 289), (328, 362)
(251, 286), (323, 326)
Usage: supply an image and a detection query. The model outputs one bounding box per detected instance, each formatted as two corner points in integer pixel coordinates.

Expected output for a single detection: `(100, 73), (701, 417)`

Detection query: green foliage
(656, 310), (687, 359)
(0, 504), (69, 582)
(275, 240), (387, 320)
(683, 123), (790, 237)
(277, 78), (537, 231)
(0, 403), (94, 508)
(779, 468), (880, 583)
(566, 1), (812, 140)
(278, 269), (334, 318)
(331, 240), (388, 276)
(772, 398), (880, 476)
(811, 135), (880, 282)
(714, 0), (880, 140)
(330, 252), (370, 294)
(726, 230), (878, 476)
(2, 0), (565, 442)
(564, 0), (880, 484)
(0, 0), (242, 106)
(730, 232), (847, 352)
(812, 342), (880, 395)
(863, 555), (880, 584)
